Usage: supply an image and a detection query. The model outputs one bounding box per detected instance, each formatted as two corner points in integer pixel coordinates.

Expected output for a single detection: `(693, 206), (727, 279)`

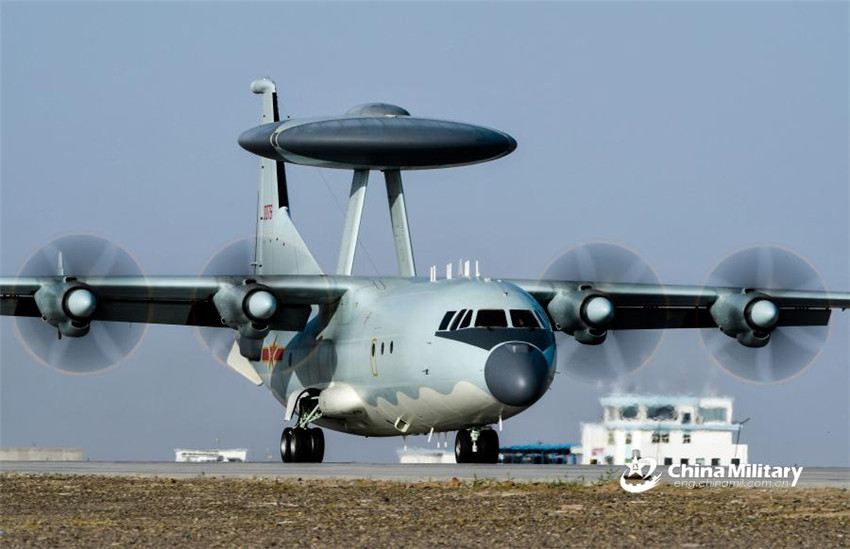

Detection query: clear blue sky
(2, 2), (847, 464)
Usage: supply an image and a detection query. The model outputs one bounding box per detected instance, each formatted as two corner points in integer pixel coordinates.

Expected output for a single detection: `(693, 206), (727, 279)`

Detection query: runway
(2, 461), (848, 487)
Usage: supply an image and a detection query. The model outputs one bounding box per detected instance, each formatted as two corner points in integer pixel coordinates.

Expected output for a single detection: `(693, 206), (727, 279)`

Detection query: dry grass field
(0, 474), (847, 547)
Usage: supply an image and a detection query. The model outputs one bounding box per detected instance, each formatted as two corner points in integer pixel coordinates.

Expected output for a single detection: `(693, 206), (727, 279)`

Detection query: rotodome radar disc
(540, 242), (664, 382)
(14, 234), (147, 375)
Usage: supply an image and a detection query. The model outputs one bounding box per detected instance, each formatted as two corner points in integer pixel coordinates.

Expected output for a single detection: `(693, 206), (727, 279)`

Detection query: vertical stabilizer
(229, 79), (323, 384)
(250, 78), (323, 276)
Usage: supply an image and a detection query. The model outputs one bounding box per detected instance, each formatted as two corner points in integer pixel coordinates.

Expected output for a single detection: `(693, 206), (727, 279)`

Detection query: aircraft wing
(0, 275), (355, 331)
(510, 280), (850, 331)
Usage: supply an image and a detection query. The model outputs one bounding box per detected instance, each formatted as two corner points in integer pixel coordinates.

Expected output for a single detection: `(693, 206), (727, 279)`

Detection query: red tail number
(262, 204), (274, 220)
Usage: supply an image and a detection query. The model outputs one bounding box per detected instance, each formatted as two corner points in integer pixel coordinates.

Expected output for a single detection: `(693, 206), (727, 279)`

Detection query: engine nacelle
(709, 292), (779, 348)
(213, 282), (278, 359)
(547, 289), (615, 345)
(33, 281), (97, 338)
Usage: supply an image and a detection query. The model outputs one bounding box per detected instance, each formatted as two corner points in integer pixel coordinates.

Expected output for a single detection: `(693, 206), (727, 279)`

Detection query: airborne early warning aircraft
(2, 78), (848, 463)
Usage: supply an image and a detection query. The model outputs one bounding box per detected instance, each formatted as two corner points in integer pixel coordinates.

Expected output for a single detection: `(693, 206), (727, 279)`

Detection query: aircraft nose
(484, 343), (550, 407)
(238, 123), (281, 160)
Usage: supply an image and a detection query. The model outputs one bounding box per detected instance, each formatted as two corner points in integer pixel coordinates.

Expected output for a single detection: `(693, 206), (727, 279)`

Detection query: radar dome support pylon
(384, 169), (416, 277)
(239, 79), (517, 278)
(335, 168), (416, 278)
(336, 169), (369, 276)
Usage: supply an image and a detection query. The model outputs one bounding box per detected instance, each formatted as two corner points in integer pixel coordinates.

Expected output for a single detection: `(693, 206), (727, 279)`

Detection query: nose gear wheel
(455, 428), (499, 464)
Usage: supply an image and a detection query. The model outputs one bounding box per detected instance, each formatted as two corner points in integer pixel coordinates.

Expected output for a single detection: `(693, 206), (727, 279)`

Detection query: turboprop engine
(213, 281), (278, 360)
(546, 289), (615, 345)
(33, 280), (98, 338)
(709, 292), (779, 348)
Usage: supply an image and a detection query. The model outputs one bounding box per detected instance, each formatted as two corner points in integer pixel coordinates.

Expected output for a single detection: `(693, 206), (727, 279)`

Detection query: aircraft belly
(375, 381), (502, 432)
(314, 381), (506, 437)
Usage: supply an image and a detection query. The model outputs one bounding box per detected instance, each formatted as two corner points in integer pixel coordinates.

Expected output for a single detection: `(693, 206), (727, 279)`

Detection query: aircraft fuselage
(255, 278), (557, 437)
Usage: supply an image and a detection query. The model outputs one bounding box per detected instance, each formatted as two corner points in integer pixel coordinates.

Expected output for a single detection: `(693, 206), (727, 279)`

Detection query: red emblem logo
(261, 335), (284, 372)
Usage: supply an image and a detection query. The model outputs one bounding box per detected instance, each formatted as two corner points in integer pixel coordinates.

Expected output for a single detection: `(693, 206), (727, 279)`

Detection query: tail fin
(250, 78), (322, 276)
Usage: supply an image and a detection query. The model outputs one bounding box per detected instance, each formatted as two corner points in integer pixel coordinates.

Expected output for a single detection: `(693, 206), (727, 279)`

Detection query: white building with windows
(397, 447), (457, 464)
(174, 448), (248, 462)
(579, 395), (747, 466)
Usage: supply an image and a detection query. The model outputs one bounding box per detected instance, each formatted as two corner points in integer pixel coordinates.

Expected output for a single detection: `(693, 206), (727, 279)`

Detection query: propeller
(700, 245), (828, 384)
(195, 237), (255, 366)
(14, 234), (147, 375)
(540, 241), (663, 382)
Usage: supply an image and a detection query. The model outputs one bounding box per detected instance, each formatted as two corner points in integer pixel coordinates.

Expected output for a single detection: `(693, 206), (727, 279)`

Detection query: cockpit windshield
(510, 309), (540, 329)
(438, 308), (544, 330)
(475, 309), (508, 328)
(438, 311), (456, 331)
(449, 309), (466, 331)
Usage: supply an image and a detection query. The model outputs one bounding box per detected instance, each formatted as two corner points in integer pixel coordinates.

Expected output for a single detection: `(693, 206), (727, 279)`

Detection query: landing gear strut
(280, 426), (324, 463)
(455, 427), (499, 464)
(280, 394), (325, 463)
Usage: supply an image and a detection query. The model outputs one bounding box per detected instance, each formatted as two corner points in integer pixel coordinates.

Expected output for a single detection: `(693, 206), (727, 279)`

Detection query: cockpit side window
(475, 309), (508, 328)
(449, 309), (467, 331)
(510, 309), (539, 329)
(533, 309), (550, 330)
(439, 311), (456, 331)
(458, 309), (473, 329)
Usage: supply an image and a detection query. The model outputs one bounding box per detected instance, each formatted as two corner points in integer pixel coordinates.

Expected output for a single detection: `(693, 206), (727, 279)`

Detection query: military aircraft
(2, 78), (848, 464)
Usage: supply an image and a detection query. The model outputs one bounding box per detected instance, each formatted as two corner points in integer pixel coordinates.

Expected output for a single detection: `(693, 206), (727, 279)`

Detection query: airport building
(174, 449), (248, 463)
(398, 447), (457, 464)
(579, 395), (748, 466)
(0, 447), (83, 461)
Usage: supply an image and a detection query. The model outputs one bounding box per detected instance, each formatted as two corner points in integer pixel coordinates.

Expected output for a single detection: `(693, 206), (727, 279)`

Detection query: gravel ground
(0, 474), (848, 547)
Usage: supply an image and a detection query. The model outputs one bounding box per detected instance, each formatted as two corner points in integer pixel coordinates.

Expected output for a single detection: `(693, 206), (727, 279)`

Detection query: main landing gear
(455, 427), (499, 464)
(281, 394), (325, 463)
(280, 427), (325, 463)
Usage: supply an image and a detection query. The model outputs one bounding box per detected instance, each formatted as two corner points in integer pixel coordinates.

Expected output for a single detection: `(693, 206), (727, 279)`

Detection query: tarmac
(2, 461), (848, 487)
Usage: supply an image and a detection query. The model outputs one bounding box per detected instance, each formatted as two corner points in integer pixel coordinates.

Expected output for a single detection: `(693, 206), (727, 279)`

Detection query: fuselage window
(381, 342), (385, 355)
(449, 309), (467, 331)
(390, 341), (394, 354)
(371, 342), (376, 357)
(475, 309), (508, 328)
(439, 311), (456, 331)
(458, 309), (473, 329)
(510, 309), (539, 328)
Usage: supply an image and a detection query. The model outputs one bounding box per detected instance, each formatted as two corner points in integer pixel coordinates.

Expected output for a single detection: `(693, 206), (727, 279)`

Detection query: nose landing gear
(455, 427), (499, 464)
